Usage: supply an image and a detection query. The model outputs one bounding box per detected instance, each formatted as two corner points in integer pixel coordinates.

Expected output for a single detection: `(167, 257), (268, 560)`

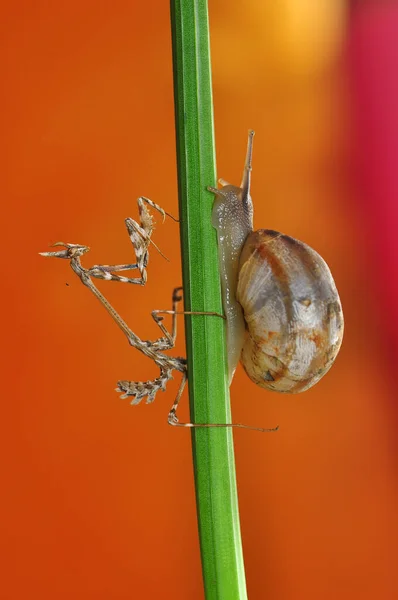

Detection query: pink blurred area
(1, 1), (397, 599)
(349, 1), (398, 370)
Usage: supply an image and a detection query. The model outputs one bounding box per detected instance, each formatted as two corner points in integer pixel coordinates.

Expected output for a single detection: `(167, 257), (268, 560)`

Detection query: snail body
(210, 131), (344, 392)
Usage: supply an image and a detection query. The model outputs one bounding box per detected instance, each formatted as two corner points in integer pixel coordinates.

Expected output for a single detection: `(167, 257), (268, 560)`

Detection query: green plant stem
(170, 1), (248, 598)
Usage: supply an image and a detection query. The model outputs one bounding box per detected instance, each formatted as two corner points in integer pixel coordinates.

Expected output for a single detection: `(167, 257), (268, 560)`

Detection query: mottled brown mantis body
(41, 196), (276, 432)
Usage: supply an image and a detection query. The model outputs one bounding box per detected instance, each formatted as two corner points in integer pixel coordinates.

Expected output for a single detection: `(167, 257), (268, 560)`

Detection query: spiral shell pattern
(237, 229), (344, 393)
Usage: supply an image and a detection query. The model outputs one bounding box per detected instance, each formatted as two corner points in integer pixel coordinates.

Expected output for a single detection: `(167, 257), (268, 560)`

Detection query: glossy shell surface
(237, 229), (344, 393)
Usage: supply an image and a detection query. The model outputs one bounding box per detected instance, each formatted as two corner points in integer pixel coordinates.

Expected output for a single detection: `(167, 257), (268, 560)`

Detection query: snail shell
(210, 131), (344, 392)
(237, 229), (344, 393)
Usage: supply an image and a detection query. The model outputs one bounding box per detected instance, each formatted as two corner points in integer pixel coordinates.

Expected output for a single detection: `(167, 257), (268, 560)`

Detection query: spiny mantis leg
(151, 286), (226, 349)
(86, 195), (178, 286)
(150, 286), (184, 349)
(43, 243), (167, 359)
(168, 372), (279, 433)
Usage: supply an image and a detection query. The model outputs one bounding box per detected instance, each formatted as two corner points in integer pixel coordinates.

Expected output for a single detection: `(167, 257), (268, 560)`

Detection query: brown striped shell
(237, 229), (344, 393)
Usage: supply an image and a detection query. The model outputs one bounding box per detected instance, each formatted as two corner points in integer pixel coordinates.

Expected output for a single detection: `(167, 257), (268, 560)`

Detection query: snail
(209, 131), (344, 392)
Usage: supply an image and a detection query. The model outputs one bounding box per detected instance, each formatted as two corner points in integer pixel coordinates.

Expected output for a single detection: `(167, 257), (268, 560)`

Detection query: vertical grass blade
(170, 1), (248, 598)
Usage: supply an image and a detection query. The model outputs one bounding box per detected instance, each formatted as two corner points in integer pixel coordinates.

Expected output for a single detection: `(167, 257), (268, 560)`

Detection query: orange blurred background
(2, 1), (398, 599)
